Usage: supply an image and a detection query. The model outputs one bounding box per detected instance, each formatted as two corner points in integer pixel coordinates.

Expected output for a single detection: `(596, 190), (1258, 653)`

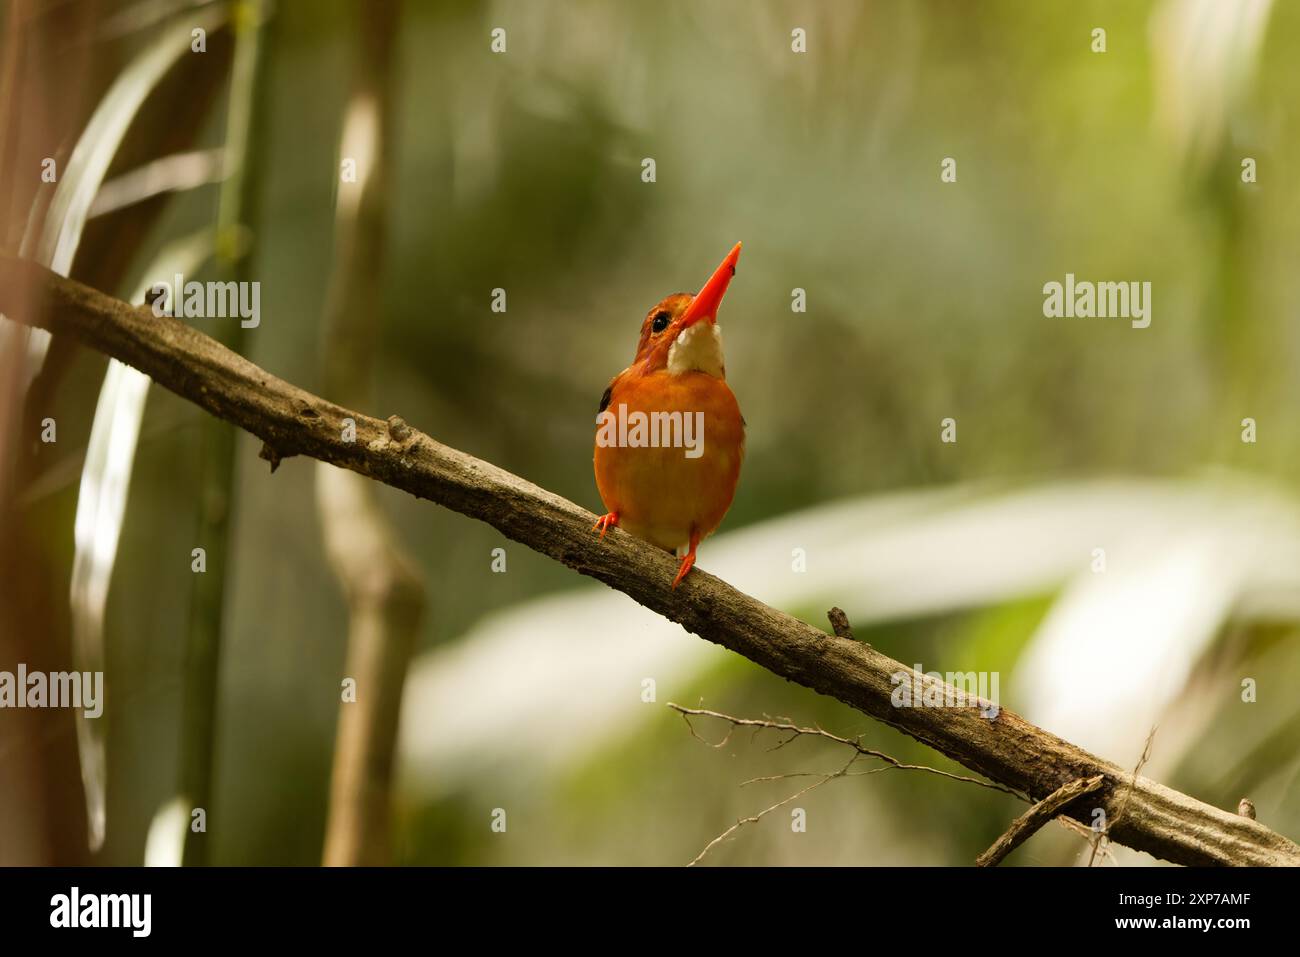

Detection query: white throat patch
(667, 323), (725, 378)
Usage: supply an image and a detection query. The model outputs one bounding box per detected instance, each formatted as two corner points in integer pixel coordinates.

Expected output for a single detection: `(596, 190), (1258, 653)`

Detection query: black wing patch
(598, 383), (613, 414)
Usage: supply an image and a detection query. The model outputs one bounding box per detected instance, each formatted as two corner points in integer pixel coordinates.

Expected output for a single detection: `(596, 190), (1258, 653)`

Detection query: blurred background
(1, 0), (1299, 866)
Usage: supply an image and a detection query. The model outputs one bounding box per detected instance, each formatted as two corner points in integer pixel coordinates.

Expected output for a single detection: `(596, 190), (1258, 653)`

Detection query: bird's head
(631, 242), (741, 379)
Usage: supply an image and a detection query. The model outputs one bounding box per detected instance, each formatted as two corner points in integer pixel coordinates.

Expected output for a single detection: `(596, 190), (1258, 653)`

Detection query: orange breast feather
(593, 369), (743, 553)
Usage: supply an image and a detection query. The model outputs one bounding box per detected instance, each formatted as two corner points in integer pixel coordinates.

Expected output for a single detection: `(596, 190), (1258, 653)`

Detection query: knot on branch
(827, 607), (868, 646)
(259, 442), (284, 473)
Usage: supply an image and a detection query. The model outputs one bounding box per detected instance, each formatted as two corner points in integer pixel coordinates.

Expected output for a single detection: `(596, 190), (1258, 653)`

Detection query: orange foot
(672, 533), (701, 589)
(592, 512), (619, 538)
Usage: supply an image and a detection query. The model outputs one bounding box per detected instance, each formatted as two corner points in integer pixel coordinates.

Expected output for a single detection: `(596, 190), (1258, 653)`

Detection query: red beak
(677, 242), (742, 329)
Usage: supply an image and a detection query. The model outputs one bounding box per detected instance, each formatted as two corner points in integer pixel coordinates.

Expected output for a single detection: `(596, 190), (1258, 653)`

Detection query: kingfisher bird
(592, 243), (745, 588)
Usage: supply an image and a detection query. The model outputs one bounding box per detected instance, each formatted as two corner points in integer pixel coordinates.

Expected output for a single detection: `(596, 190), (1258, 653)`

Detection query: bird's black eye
(651, 310), (671, 333)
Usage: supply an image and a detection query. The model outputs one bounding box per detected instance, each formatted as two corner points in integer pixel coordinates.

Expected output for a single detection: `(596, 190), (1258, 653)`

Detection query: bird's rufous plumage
(592, 243), (745, 587)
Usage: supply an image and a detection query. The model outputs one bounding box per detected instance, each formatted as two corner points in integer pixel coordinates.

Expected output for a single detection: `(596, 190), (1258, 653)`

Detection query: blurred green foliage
(13, 0), (1300, 865)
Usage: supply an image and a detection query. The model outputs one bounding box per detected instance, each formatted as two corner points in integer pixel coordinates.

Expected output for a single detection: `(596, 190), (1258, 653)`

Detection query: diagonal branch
(2, 254), (1298, 868)
(976, 774), (1106, 867)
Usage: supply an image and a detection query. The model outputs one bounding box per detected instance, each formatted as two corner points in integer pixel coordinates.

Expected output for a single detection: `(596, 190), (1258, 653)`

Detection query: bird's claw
(671, 551), (696, 589)
(592, 512), (619, 538)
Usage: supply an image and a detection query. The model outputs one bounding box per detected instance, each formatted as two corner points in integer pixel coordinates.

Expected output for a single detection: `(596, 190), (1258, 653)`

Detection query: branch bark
(3, 254), (1298, 868)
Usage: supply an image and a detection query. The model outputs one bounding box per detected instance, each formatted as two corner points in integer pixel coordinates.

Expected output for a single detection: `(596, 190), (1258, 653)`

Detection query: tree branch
(2, 254), (1298, 867)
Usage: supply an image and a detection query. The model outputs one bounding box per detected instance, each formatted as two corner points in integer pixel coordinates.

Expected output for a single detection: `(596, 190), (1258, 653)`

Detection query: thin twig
(1089, 726), (1157, 867)
(976, 775), (1106, 867)
(688, 754), (862, 866)
(673, 702), (1023, 865)
(670, 703), (1023, 798)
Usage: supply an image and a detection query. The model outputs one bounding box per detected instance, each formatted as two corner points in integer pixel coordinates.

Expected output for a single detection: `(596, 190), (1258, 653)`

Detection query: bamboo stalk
(179, 0), (267, 867)
(315, 0), (423, 868)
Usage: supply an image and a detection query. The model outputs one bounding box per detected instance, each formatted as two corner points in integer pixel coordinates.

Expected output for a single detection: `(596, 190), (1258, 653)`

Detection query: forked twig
(670, 703), (1025, 864)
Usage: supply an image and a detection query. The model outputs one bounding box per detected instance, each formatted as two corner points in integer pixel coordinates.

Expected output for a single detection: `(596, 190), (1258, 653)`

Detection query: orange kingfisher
(592, 243), (745, 588)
